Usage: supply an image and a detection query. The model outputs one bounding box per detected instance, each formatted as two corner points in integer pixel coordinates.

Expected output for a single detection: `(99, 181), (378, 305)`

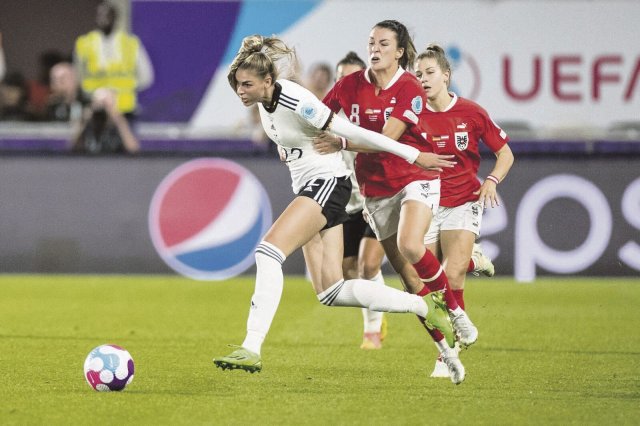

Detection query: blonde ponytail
(227, 35), (300, 90)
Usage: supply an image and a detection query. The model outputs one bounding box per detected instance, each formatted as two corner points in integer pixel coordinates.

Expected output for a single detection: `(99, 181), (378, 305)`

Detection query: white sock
(434, 338), (449, 354)
(318, 278), (427, 317)
(362, 271), (385, 333)
(435, 339), (460, 357)
(451, 306), (464, 316)
(241, 241), (286, 355)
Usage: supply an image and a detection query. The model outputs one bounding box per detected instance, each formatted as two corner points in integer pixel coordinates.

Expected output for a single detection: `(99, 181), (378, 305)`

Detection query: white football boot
(450, 309), (478, 347)
(471, 243), (495, 277)
(439, 345), (465, 385)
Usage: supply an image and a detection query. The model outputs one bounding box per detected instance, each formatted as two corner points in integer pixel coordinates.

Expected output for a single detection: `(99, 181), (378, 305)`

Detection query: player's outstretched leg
(471, 242), (495, 277)
(317, 278), (456, 350)
(213, 345), (262, 373)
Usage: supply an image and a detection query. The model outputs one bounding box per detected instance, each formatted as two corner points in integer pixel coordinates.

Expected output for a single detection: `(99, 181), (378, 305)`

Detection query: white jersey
(342, 149), (365, 214)
(258, 79), (350, 193)
(335, 108), (365, 215)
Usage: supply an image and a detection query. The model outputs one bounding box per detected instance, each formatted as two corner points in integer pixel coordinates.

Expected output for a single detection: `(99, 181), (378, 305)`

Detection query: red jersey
(323, 67), (438, 197)
(420, 94), (509, 207)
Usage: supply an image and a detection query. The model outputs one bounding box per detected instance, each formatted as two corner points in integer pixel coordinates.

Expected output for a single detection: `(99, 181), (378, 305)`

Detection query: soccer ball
(84, 344), (135, 392)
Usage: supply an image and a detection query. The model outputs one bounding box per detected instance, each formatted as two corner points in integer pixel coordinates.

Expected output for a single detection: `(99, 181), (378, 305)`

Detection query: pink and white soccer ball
(84, 344), (135, 391)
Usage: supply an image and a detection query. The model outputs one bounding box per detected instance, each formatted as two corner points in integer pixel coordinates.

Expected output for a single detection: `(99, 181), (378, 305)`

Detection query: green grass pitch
(0, 274), (638, 425)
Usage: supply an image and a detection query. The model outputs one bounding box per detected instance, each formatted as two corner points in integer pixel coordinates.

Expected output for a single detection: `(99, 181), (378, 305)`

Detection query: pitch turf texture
(1, 275), (638, 425)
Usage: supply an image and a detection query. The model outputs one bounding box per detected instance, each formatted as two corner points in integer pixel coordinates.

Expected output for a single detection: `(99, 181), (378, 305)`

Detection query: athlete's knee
(359, 260), (381, 280)
(397, 239), (425, 264)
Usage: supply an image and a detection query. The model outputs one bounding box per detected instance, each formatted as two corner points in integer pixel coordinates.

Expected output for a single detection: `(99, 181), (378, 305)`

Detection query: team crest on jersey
(455, 132), (469, 150)
(411, 96), (423, 114)
(300, 103), (317, 120)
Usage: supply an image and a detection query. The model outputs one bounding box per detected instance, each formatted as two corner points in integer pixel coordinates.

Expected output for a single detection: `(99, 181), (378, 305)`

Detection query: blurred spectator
(27, 50), (66, 120)
(304, 62), (332, 100)
(72, 88), (140, 154)
(73, 1), (154, 117)
(0, 32), (6, 82)
(46, 62), (88, 122)
(0, 71), (29, 120)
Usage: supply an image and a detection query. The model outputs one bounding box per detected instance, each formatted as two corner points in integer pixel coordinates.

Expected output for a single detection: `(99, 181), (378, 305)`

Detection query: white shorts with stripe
(364, 179), (440, 241)
(424, 201), (484, 244)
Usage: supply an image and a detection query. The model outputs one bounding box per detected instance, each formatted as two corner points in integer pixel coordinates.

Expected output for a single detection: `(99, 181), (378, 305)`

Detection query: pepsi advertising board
(149, 159), (272, 280)
(0, 155), (637, 281)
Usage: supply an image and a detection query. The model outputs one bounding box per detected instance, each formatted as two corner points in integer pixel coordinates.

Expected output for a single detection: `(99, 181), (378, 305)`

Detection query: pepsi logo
(149, 159), (272, 280)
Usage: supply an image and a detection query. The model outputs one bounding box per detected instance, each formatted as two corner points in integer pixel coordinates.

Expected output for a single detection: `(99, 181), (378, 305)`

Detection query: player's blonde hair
(227, 35), (300, 90)
(416, 44), (452, 88)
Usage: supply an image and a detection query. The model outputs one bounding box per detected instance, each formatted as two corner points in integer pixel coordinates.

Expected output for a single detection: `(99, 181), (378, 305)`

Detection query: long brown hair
(373, 20), (417, 71)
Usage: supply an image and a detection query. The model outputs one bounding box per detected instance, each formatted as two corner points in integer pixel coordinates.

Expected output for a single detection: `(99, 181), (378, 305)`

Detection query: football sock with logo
(241, 241), (286, 355)
(318, 278), (427, 317)
(412, 249), (459, 311)
(362, 271), (385, 333)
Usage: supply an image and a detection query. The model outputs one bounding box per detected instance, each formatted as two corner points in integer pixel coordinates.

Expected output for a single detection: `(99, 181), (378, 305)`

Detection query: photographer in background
(72, 87), (139, 154)
(46, 62), (88, 122)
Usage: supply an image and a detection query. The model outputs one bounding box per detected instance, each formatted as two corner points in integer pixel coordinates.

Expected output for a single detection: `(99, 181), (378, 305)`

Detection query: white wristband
(340, 137), (347, 150)
(486, 175), (500, 185)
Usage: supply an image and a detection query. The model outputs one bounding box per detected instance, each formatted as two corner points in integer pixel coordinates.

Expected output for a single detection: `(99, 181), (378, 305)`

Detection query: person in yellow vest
(73, 1), (154, 116)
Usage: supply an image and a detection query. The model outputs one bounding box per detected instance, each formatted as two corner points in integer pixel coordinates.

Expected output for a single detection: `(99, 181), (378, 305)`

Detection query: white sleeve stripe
(403, 110), (419, 125)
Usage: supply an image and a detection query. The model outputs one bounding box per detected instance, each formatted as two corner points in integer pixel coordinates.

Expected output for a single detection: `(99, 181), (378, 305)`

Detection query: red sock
(467, 259), (475, 273)
(453, 289), (465, 310)
(412, 250), (459, 310)
(415, 315), (445, 342)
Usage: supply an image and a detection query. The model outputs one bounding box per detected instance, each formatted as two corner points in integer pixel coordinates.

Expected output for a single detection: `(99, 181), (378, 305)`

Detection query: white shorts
(424, 201), (484, 245)
(364, 179), (440, 241)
